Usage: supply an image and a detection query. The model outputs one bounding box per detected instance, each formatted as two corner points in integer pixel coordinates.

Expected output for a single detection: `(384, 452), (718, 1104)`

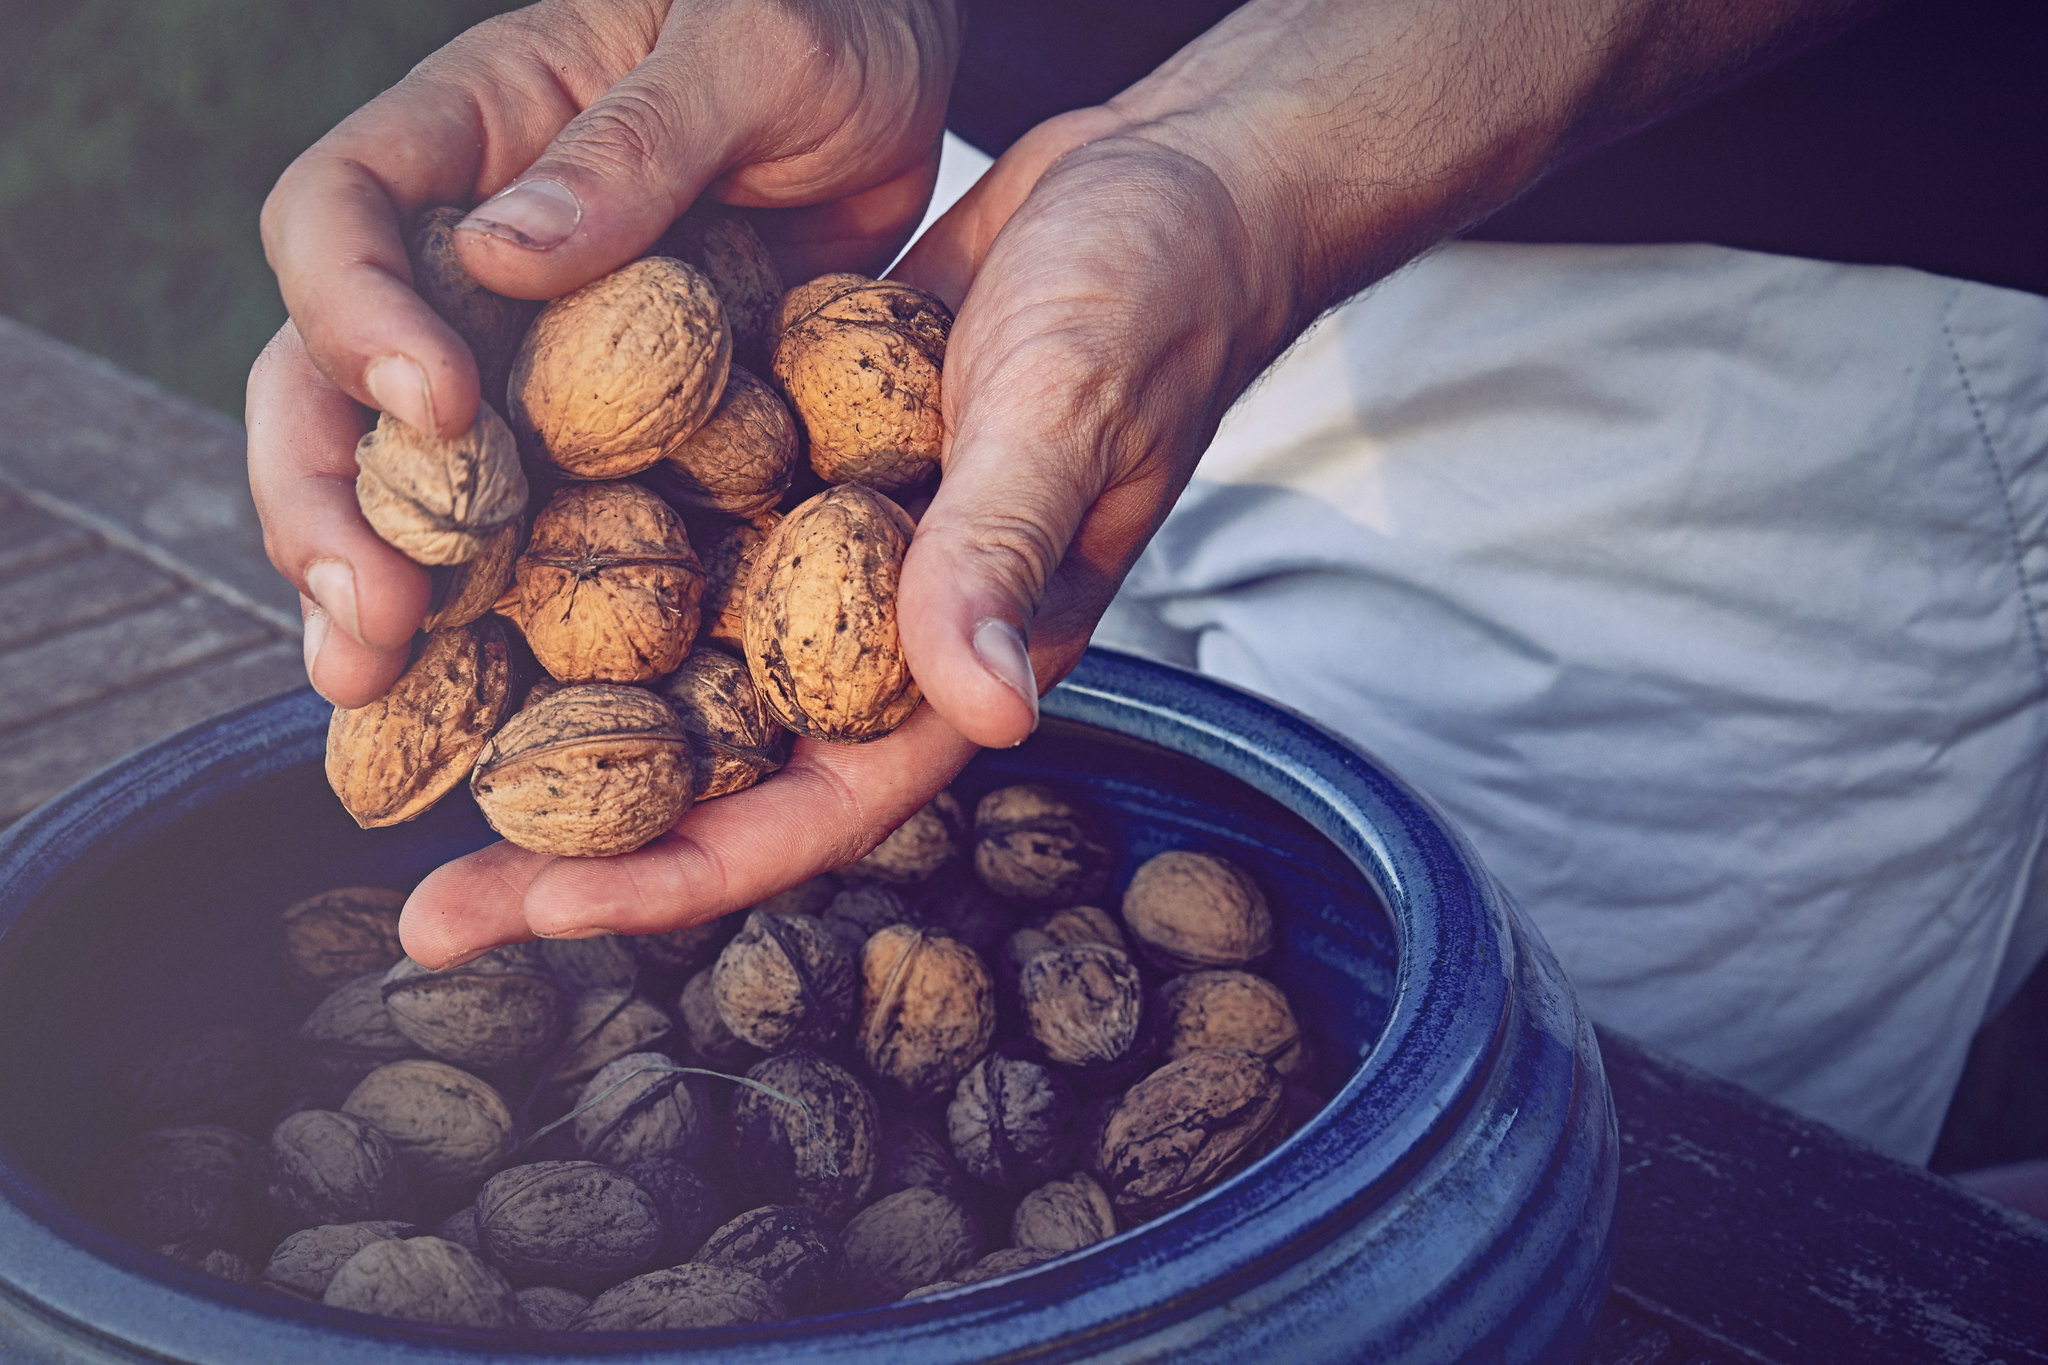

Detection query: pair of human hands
(250, 0), (1846, 968)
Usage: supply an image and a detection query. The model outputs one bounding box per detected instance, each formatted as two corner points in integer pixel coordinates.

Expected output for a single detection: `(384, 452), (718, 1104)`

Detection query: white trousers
(1094, 242), (2048, 1162)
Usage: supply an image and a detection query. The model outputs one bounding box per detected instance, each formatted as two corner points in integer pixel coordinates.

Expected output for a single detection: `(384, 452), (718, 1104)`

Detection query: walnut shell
(505, 481), (704, 683)
(266, 1109), (415, 1230)
(946, 1053), (1077, 1192)
(847, 791), (962, 885)
(97, 1124), (261, 1253)
(1092, 1049), (1283, 1221)
(262, 1220), (414, 1299)
(532, 987), (677, 1118)
(953, 1246), (1058, 1286)
(920, 874), (1017, 957)
(341, 1059), (515, 1209)
(643, 365), (798, 517)
(437, 1203), (483, 1253)
(973, 786), (1113, 906)
(691, 1204), (838, 1313)
(422, 513), (525, 631)
(117, 1024), (275, 1132)
(355, 406), (529, 566)
(1001, 904), (1128, 992)
(858, 925), (996, 1108)
(691, 512), (776, 652)
(571, 1051), (714, 1167)
(378, 952), (565, 1073)
(160, 1236), (257, 1284)
(326, 619), (515, 829)
(742, 484), (921, 742)
(872, 1111), (964, 1201)
(1010, 1170), (1117, 1254)
(293, 971), (422, 1103)
(536, 934), (640, 992)
(629, 918), (737, 981)
(754, 873), (841, 918)
(471, 683), (694, 857)
(515, 1284), (591, 1329)
(836, 1186), (981, 1307)
(675, 966), (766, 1071)
(1157, 970), (1305, 1078)
(1121, 850), (1273, 971)
(574, 1263), (785, 1331)
(771, 281), (951, 495)
(278, 886), (407, 1001)
(654, 645), (789, 800)
(619, 1154), (729, 1264)
(1019, 942), (1145, 1072)
(407, 204), (540, 405)
(773, 273), (870, 342)
(712, 911), (857, 1051)
(656, 204), (786, 372)
(476, 1160), (663, 1292)
(509, 256), (731, 480)
(728, 1050), (878, 1223)
(821, 882), (918, 955)
(323, 1234), (520, 1326)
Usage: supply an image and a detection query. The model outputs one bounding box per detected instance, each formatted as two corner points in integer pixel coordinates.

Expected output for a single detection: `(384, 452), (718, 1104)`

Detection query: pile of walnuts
(327, 202), (950, 855)
(96, 787), (1328, 1330)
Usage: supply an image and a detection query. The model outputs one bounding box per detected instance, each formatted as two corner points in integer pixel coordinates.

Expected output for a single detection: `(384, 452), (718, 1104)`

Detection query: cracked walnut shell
(743, 484), (921, 742)
(326, 619), (515, 830)
(509, 256), (731, 480)
(470, 684), (693, 857)
(355, 406), (528, 566)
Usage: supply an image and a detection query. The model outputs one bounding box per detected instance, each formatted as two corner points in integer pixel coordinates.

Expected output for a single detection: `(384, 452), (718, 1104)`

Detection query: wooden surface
(2, 316), (2046, 1361)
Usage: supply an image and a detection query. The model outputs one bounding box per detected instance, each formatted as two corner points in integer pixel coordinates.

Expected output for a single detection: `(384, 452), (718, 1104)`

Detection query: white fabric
(1095, 242), (2048, 1162)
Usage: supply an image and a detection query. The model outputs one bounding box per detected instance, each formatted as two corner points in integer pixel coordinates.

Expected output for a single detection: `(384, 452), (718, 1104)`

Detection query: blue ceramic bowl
(0, 648), (1615, 1362)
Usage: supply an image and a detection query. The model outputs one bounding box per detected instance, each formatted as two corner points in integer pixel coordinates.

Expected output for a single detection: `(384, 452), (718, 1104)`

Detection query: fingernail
(534, 926), (614, 940)
(972, 617), (1039, 733)
(304, 558), (362, 644)
(301, 608), (334, 700)
(458, 179), (582, 250)
(363, 354), (434, 432)
(438, 945), (492, 970)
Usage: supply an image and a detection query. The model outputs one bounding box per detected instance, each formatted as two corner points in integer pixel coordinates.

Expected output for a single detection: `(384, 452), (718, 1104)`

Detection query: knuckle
(556, 87), (680, 177)
(930, 511), (1063, 605)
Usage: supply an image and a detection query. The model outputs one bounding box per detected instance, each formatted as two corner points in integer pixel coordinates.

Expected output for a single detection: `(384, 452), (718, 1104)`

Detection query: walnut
(293, 972), (422, 1103)
(920, 875), (1017, 957)
(574, 1263), (785, 1330)
(743, 484), (921, 742)
(629, 918), (737, 981)
(946, 1053), (1077, 1192)
(536, 934), (640, 992)
(117, 1024), (275, 1132)
(858, 925), (996, 1108)
(436, 1203), (483, 1253)
(532, 987), (676, 1118)
(847, 791), (963, 885)
(323, 1234), (521, 1326)
(690, 512), (776, 652)
(653, 645), (789, 800)
(1121, 850), (1273, 971)
(278, 886), (407, 1001)
(1157, 970), (1305, 1078)
(571, 1051), (714, 1167)
(422, 513), (525, 631)
(1010, 1170), (1116, 1254)
(503, 481), (704, 683)
(618, 1155), (728, 1264)
(97, 1124), (261, 1253)
(643, 365), (798, 517)
(1001, 904), (1127, 992)
(872, 1111), (964, 1200)
(379, 951), (565, 1073)
(341, 1059), (516, 1208)
(1092, 1049), (1283, 1221)
(471, 683), (694, 857)
(821, 882), (917, 955)
(973, 787), (1113, 906)
(771, 280), (951, 495)
(954, 1245), (1058, 1284)
(836, 1187), (980, 1307)
(508, 256), (731, 480)
(675, 966), (765, 1071)
(691, 1204), (837, 1313)
(158, 1236), (256, 1284)
(754, 873), (841, 918)
(1018, 942), (1145, 1072)
(326, 619), (515, 829)
(355, 406), (529, 566)
(265, 1109), (414, 1230)
(407, 204), (540, 405)
(728, 1050), (878, 1223)
(655, 203), (786, 371)
(475, 1160), (663, 1292)
(515, 1284), (591, 1329)
(772, 272), (869, 343)
(712, 911), (857, 1051)
(262, 1220), (414, 1298)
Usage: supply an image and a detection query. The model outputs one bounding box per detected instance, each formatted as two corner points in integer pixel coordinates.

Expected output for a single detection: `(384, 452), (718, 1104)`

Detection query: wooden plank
(0, 639), (305, 824)
(0, 547), (180, 651)
(0, 593), (274, 735)
(1598, 1028), (2048, 1363)
(0, 498), (95, 583)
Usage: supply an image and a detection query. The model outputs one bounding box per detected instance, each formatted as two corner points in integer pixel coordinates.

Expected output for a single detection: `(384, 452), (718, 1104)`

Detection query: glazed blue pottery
(0, 648), (1616, 1362)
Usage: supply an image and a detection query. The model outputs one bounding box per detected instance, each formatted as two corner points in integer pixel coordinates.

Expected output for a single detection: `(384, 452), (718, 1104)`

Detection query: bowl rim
(0, 646), (1514, 1361)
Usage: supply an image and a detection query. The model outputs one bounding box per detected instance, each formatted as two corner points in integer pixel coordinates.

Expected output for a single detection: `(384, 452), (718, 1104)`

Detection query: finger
(400, 704), (979, 963)
(247, 324), (427, 699)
